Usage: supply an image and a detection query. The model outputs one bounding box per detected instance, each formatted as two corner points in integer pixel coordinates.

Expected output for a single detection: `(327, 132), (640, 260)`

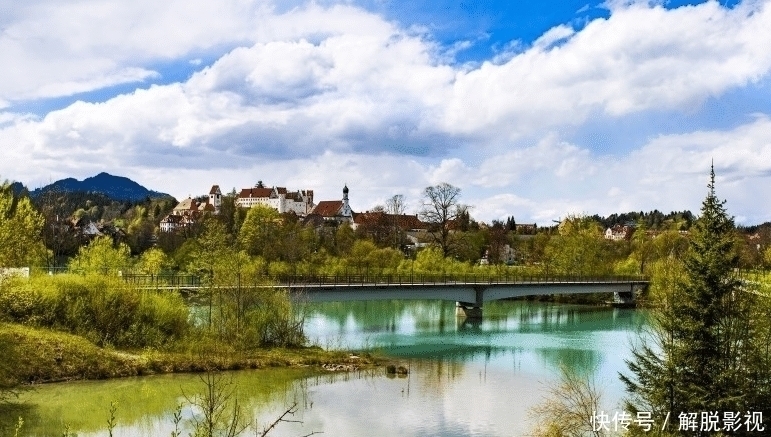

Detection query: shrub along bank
(0, 323), (371, 386)
(0, 274), (369, 388)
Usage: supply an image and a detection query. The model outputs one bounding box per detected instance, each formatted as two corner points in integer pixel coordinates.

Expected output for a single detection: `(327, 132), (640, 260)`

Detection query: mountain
(31, 172), (173, 202)
(9, 181), (26, 197)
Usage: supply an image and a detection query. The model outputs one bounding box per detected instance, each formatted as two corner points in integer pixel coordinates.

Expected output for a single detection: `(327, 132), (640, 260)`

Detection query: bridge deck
(127, 275), (648, 304)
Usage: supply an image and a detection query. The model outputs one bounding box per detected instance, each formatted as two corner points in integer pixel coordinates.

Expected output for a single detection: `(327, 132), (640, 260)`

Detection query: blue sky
(1, 0), (770, 224)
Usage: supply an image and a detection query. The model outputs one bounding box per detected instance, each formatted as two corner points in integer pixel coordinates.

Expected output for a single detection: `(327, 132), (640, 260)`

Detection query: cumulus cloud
(443, 0), (771, 136)
(532, 24), (575, 50)
(465, 116), (771, 224)
(0, 0), (271, 102)
(2, 0), (771, 225)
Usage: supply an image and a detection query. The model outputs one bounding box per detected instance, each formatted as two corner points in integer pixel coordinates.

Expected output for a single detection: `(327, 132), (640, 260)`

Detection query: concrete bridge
(124, 273), (649, 318)
(283, 277), (647, 318)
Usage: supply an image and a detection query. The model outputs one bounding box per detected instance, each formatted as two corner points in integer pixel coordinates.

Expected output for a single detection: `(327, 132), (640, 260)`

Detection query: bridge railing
(121, 274), (202, 287)
(275, 273), (648, 287)
(115, 272), (648, 288)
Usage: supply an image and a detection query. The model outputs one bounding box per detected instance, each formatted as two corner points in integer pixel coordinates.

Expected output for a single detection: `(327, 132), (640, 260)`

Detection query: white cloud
(443, 0), (771, 136)
(27, 68), (160, 100)
(532, 24), (575, 50)
(2, 1), (771, 226)
(0, 0), (271, 101)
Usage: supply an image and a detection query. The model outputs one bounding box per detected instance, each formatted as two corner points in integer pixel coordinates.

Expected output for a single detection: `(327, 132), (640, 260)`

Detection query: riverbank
(0, 322), (378, 386)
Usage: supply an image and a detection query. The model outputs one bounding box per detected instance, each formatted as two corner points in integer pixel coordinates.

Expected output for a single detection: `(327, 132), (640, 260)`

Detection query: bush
(201, 285), (305, 350)
(0, 274), (188, 348)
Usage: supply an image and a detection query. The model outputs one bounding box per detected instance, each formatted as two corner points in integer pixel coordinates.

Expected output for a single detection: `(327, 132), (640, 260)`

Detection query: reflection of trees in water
(534, 348), (603, 377)
(305, 300), (462, 335)
(2, 369), (311, 437)
(412, 358), (465, 395)
(0, 403), (34, 436)
(486, 301), (641, 334)
(304, 301), (412, 332)
(307, 300), (643, 338)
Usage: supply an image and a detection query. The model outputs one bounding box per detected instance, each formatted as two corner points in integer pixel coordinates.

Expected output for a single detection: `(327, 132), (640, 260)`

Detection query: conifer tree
(621, 165), (769, 435)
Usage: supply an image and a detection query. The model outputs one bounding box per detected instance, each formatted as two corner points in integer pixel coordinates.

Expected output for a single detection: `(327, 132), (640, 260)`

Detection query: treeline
(5, 180), (771, 277)
(32, 188), (177, 260)
(591, 209), (696, 230)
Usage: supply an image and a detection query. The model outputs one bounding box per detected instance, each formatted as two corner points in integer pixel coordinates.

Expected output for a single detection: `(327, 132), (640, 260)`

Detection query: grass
(0, 322), (380, 386)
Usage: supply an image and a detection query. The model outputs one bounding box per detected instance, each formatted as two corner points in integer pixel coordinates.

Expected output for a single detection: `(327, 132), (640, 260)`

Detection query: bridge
(123, 273), (649, 318)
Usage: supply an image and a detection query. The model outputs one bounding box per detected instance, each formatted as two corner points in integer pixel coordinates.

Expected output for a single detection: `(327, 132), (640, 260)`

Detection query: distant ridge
(31, 172), (172, 202)
(9, 181), (26, 197)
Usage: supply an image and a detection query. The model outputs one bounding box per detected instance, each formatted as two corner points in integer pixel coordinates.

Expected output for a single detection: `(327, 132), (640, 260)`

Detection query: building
(235, 181), (314, 215)
(306, 185), (353, 224)
(160, 213), (198, 232)
(208, 185), (222, 214)
(604, 225), (634, 241)
(160, 185), (220, 232)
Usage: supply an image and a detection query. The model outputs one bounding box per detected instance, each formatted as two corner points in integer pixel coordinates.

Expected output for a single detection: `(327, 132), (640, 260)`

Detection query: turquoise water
(3, 300), (647, 436)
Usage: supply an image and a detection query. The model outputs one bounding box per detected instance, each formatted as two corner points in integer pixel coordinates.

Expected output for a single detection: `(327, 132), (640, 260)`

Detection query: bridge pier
(612, 283), (646, 307)
(456, 286), (485, 319)
(455, 302), (483, 319)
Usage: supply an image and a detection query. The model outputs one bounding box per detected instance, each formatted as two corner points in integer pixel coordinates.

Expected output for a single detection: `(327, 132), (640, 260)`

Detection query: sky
(2, 0), (770, 225)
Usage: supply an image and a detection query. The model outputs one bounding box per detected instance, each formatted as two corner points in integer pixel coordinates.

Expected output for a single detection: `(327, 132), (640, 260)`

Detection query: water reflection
(4, 300), (646, 437)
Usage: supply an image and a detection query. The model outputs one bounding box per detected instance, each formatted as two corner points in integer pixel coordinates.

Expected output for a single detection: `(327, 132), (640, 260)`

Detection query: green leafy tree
(621, 166), (770, 435)
(190, 219), (230, 278)
(238, 205), (281, 260)
(545, 215), (612, 276)
(70, 236), (131, 275)
(0, 183), (48, 267)
(126, 215), (156, 255)
(347, 240), (377, 274)
(137, 247), (170, 275)
(334, 222), (356, 256)
(650, 229), (689, 261)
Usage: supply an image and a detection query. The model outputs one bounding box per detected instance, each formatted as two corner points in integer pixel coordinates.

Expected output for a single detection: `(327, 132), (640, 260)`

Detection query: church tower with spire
(341, 184), (352, 217)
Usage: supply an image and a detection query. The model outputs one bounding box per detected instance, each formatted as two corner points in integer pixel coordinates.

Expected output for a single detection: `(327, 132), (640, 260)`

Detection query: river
(2, 299), (647, 436)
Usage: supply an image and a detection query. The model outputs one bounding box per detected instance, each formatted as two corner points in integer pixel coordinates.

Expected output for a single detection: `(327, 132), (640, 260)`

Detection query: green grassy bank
(0, 322), (375, 386)
(0, 273), (379, 391)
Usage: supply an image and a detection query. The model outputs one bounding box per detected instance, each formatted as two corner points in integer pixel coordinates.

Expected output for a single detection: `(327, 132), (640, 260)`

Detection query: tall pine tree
(621, 165), (769, 435)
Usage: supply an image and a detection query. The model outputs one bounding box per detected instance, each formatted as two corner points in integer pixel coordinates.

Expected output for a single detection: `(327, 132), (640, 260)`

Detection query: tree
(126, 216), (155, 254)
(70, 235), (131, 275)
(334, 222), (355, 256)
(0, 183), (48, 267)
(184, 370), (248, 437)
(765, 245), (771, 269)
(529, 364), (605, 437)
(137, 247), (169, 276)
(386, 194), (406, 248)
(545, 215), (611, 276)
(621, 166), (771, 435)
(238, 205), (281, 260)
(419, 183), (464, 257)
(485, 220), (510, 265)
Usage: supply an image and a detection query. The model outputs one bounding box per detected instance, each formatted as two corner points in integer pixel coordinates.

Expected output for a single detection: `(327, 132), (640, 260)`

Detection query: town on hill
(6, 172), (771, 270)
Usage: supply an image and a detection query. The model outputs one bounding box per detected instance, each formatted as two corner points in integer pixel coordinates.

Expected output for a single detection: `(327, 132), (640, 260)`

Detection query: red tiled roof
(276, 187), (287, 195)
(312, 200), (343, 217)
(353, 212), (428, 230)
(239, 188), (273, 198)
(209, 185), (221, 195)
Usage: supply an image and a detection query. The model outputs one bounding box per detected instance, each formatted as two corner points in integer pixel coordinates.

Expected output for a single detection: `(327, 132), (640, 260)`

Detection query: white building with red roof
(307, 185), (353, 223)
(235, 181), (314, 215)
